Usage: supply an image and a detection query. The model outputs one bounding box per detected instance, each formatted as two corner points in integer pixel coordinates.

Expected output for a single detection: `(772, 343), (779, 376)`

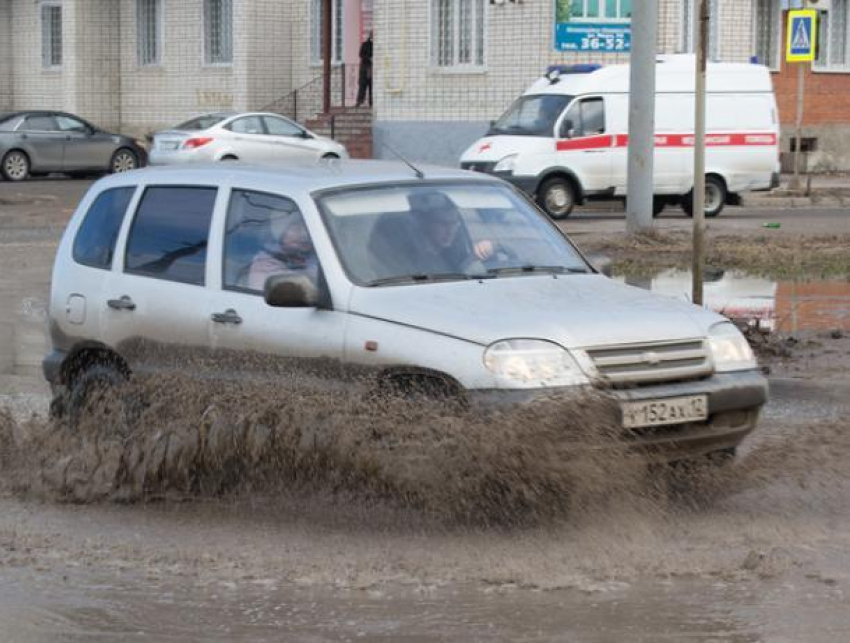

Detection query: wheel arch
(535, 167), (586, 205)
(60, 342), (131, 387)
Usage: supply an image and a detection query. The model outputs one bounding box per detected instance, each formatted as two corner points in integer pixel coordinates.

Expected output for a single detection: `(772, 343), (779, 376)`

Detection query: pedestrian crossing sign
(786, 9), (817, 63)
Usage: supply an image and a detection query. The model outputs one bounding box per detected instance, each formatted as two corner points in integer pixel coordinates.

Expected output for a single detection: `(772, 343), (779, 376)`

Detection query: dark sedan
(0, 111), (147, 182)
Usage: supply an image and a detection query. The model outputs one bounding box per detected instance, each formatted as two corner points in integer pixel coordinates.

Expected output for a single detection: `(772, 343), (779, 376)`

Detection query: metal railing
(262, 63), (363, 124)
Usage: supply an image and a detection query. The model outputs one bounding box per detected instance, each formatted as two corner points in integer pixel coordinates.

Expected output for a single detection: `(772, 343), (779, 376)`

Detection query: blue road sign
(786, 9), (817, 62)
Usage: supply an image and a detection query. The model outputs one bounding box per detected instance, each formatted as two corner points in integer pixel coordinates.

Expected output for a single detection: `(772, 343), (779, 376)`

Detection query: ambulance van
(460, 55), (780, 219)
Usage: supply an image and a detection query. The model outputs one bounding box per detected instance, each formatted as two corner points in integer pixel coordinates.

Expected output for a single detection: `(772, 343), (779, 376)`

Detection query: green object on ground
(763, 223), (781, 229)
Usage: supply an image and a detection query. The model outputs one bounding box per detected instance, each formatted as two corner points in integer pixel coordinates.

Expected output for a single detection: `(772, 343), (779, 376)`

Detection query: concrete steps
(306, 107), (373, 159)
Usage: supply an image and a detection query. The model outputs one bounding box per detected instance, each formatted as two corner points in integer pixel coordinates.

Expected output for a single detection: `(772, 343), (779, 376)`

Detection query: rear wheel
(110, 148), (138, 174)
(67, 365), (136, 433)
(537, 176), (577, 220)
(220, 155), (239, 161)
(1, 150), (30, 182)
(321, 153), (340, 160)
(652, 197), (666, 218)
(682, 175), (727, 218)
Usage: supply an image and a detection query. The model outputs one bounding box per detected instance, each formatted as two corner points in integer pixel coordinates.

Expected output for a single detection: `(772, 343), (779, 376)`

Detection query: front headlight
(483, 339), (588, 387)
(708, 323), (757, 372)
(493, 154), (518, 174)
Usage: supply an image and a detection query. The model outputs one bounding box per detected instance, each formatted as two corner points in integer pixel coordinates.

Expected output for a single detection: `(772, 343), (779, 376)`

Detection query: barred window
(432, 0), (486, 68)
(680, 0), (720, 61)
(137, 0), (162, 66)
(41, 2), (63, 69)
(816, 1), (850, 70)
(310, 0), (343, 64)
(570, 0), (632, 21)
(753, 0), (781, 70)
(204, 0), (233, 65)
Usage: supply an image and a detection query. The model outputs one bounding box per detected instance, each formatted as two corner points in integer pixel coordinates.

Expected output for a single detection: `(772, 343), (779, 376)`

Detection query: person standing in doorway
(356, 31), (373, 108)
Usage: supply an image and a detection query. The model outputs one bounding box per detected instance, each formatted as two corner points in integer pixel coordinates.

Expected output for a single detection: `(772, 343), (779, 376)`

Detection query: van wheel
(538, 177), (576, 219)
(652, 197), (666, 218)
(682, 176), (727, 218)
(67, 365), (136, 433)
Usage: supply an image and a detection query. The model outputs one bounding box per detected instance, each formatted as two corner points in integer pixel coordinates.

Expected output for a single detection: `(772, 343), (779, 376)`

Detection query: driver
(408, 191), (494, 273)
(247, 213), (318, 292)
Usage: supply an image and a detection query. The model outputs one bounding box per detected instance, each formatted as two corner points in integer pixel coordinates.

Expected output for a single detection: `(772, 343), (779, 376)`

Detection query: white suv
(44, 161), (767, 461)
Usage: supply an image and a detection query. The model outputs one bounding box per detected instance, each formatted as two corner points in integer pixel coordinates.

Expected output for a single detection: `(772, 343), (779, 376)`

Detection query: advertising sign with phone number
(554, 22), (631, 53)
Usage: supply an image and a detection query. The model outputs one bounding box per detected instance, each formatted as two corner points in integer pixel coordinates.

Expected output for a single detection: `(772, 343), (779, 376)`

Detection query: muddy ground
(1, 179), (850, 641)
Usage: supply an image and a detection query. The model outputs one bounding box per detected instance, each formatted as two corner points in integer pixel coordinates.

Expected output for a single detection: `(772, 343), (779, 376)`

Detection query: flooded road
(2, 180), (850, 640)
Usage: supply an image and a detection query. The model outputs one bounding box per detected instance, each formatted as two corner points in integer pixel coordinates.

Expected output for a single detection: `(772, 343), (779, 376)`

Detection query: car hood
(460, 135), (553, 162)
(348, 274), (720, 348)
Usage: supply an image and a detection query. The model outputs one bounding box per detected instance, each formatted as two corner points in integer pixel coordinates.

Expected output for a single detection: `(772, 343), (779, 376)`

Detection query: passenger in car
(247, 214), (318, 292)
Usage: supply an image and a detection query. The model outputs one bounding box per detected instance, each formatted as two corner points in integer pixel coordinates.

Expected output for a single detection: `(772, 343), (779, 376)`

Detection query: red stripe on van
(560, 132), (777, 150)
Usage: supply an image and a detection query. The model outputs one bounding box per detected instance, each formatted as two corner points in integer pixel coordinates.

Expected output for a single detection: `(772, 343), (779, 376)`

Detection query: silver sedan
(0, 111), (147, 182)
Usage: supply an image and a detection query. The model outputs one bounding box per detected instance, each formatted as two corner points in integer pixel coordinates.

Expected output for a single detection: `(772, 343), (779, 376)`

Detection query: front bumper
(467, 370), (768, 461)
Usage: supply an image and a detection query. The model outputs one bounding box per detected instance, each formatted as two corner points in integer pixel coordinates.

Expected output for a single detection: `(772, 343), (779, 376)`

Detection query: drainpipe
(322, 0), (332, 114)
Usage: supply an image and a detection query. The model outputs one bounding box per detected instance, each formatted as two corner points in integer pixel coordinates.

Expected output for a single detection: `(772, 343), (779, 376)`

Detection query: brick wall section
(10, 0), (65, 110)
(372, 0), (757, 124)
(0, 1), (11, 111)
(306, 106), (373, 158)
(771, 11), (850, 126)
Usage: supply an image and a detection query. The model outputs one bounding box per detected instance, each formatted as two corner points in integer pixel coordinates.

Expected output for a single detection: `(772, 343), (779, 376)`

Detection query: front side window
(490, 94), (573, 137)
(55, 115), (89, 133)
(223, 190), (317, 294)
(203, 0), (233, 64)
(432, 0), (486, 68)
(73, 187), (136, 270)
(41, 2), (63, 69)
(227, 116), (265, 134)
(263, 116), (303, 137)
(561, 97), (605, 138)
(310, 0), (343, 64)
(125, 186), (217, 286)
(317, 183), (589, 287)
(816, 1), (850, 70)
(137, 0), (162, 66)
(570, 0), (632, 21)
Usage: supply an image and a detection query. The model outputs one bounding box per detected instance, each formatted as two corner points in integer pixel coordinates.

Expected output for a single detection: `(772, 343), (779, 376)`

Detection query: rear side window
(124, 186), (217, 286)
(73, 187), (136, 269)
(22, 115), (59, 131)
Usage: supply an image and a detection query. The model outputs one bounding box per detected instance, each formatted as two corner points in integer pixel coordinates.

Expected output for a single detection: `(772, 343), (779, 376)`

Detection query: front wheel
(1, 150), (31, 182)
(110, 148), (138, 174)
(682, 175), (727, 218)
(537, 176), (577, 220)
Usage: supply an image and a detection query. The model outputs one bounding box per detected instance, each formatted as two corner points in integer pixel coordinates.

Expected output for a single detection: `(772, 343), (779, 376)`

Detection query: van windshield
(489, 94), (573, 137)
(316, 182), (590, 287)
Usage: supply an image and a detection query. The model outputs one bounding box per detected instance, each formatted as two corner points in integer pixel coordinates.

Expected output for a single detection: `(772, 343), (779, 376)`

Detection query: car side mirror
(585, 253), (613, 277)
(560, 119), (575, 139)
(264, 274), (319, 308)
(300, 130), (313, 139)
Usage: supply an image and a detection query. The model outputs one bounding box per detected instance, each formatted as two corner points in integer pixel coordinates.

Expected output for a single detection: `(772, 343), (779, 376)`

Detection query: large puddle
(621, 269), (850, 333)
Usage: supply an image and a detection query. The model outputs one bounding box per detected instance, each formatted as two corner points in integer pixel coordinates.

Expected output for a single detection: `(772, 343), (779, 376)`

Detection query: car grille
(586, 339), (712, 386)
(461, 161), (496, 173)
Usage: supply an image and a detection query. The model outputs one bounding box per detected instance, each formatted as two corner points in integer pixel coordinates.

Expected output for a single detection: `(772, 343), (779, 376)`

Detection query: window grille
(41, 3), (63, 69)
(432, 0), (486, 68)
(311, 0), (344, 64)
(204, 0), (233, 65)
(137, 0), (161, 66)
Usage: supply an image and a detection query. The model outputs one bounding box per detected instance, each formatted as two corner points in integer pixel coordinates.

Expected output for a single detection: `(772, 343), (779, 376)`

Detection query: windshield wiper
(367, 273), (494, 287)
(486, 265), (588, 277)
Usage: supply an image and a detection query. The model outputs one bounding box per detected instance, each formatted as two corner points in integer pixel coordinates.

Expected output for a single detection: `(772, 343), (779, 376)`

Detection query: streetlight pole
(625, 0), (658, 234)
(692, 0), (709, 307)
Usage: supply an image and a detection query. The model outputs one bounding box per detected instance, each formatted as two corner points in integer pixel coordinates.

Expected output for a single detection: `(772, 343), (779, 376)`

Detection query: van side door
(555, 97), (613, 193)
(206, 187), (347, 365)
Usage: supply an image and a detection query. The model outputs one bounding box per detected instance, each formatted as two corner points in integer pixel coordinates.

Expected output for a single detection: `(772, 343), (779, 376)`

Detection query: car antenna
(380, 142), (425, 179)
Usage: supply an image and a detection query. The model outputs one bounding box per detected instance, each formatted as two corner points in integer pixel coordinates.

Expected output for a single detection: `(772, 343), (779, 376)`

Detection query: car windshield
(174, 115), (228, 131)
(489, 94), (573, 137)
(316, 182), (590, 287)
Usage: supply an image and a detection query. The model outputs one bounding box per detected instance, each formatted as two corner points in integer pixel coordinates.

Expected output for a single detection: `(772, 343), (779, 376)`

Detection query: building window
(570, 0), (632, 22)
(432, 0), (486, 68)
(680, 0), (720, 60)
(41, 2), (63, 69)
(137, 0), (162, 66)
(311, 0), (343, 64)
(753, 0), (781, 70)
(816, 1), (850, 71)
(203, 0), (233, 65)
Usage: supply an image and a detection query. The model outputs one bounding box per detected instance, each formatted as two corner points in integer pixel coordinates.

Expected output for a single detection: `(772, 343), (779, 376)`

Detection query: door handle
(19, 133), (28, 140)
(211, 308), (242, 325)
(107, 295), (136, 311)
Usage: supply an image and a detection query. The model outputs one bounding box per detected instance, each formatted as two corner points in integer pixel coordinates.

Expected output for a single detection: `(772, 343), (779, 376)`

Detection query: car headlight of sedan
(708, 323), (757, 372)
(483, 339), (588, 387)
(493, 154), (518, 174)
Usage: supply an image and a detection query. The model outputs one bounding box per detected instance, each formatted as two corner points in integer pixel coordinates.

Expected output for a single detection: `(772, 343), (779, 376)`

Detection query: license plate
(621, 395), (708, 429)
(160, 141), (179, 150)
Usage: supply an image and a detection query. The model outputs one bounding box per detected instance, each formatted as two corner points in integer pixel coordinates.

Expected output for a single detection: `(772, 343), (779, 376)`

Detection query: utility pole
(692, 0), (709, 306)
(322, 0), (332, 115)
(625, 0), (658, 234)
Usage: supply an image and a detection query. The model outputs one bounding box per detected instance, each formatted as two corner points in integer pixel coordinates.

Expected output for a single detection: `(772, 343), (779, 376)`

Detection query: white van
(460, 55), (780, 219)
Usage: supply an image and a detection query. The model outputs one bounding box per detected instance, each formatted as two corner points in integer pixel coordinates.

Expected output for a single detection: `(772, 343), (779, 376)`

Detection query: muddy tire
(537, 176), (577, 220)
(682, 175), (727, 218)
(67, 365), (135, 433)
(1, 150), (30, 182)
